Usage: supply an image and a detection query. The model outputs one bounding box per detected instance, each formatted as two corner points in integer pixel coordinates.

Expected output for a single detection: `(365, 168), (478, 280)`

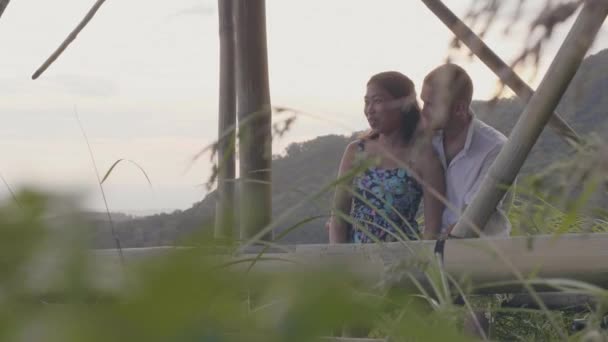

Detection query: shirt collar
(433, 109), (477, 154)
(432, 109), (477, 162)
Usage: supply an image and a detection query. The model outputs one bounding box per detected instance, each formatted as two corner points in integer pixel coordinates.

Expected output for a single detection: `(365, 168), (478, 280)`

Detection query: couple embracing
(328, 63), (511, 243)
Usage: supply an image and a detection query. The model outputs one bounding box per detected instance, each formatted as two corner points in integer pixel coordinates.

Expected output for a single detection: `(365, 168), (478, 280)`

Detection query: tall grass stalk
(0, 172), (20, 207)
(74, 108), (124, 265)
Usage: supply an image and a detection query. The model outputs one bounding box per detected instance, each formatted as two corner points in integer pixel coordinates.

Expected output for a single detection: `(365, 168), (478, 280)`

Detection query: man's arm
(419, 144), (446, 240)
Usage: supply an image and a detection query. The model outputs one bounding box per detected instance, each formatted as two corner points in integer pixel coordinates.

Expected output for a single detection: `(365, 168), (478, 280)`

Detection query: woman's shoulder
(339, 140), (364, 166)
(344, 139), (377, 168)
(345, 139), (367, 154)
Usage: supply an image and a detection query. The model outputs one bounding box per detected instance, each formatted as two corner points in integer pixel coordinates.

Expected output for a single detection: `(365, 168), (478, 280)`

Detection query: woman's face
(364, 83), (403, 134)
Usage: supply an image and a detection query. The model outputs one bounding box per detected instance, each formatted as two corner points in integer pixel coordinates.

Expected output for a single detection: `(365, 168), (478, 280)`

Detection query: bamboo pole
(420, 0), (581, 147)
(0, 0), (10, 19)
(451, 0), (608, 238)
(234, 0), (272, 240)
(214, 0), (237, 240)
(92, 233), (608, 295)
(32, 0), (107, 80)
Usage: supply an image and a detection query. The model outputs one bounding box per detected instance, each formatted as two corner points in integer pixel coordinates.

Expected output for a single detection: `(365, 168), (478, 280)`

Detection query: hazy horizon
(0, 0), (606, 215)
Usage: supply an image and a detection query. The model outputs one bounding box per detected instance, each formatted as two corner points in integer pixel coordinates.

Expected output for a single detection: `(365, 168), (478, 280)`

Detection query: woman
(328, 71), (445, 243)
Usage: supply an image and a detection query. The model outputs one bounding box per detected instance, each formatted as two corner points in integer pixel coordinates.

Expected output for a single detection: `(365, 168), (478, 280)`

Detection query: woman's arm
(419, 146), (445, 240)
(329, 141), (358, 243)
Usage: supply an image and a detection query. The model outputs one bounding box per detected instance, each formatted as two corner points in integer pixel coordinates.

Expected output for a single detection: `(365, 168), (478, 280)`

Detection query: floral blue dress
(349, 140), (423, 242)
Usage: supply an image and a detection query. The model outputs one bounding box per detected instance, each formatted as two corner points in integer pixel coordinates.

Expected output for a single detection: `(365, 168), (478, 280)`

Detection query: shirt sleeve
(463, 144), (502, 206)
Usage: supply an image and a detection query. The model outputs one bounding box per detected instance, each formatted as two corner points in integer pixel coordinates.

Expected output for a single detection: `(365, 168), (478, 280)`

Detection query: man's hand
(447, 223), (456, 235)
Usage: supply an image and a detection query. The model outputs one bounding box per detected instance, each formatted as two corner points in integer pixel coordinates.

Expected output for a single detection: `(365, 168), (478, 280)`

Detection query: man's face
(421, 82), (451, 131)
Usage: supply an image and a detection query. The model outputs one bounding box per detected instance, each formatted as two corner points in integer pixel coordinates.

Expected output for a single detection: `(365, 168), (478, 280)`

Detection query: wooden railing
(91, 233), (608, 297)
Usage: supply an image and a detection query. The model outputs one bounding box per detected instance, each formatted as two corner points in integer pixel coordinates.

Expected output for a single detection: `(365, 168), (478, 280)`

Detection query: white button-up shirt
(432, 117), (511, 237)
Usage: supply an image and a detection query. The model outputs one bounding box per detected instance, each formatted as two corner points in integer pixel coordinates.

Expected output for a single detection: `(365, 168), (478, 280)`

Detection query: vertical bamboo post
(214, 0), (237, 240)
(452, 0), (608, 238)
(234, 0), (272, 240)
(421, 0), (580, 146)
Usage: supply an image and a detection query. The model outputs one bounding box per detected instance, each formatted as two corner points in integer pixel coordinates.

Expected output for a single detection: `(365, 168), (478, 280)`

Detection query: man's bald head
(421, 64), (473, 130)
(423, 63), (473, 107)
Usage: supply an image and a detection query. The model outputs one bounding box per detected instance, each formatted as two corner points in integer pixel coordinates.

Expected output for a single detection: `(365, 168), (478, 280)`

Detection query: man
(420, 63), (511, 238)
(420, 63), (510, 339)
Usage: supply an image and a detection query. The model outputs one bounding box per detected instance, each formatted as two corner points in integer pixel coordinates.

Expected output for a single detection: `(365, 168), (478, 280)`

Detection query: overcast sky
(0, 0), (606, 214)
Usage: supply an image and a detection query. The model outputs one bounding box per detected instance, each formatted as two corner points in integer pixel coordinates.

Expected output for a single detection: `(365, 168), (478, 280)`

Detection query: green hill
(93, 49), (608, 248)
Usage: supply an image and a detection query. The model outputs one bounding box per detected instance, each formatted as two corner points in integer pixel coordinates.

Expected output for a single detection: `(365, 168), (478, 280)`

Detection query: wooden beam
(0, 0), (10, 19)
(32, 0), (108, 80)
(92, 233), (608, 295)
(215, 0), (237, 240)
(420, 0), (581, 147)
(451, 0), (608, 238)
(234, 0), (272, 240)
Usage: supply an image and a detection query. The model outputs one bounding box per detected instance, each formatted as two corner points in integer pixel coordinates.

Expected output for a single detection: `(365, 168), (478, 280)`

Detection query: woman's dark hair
(363, 71), (421, 143)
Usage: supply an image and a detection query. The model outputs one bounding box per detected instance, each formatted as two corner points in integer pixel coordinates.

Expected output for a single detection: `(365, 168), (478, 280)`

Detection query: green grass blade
(100, 158), (153, 188)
